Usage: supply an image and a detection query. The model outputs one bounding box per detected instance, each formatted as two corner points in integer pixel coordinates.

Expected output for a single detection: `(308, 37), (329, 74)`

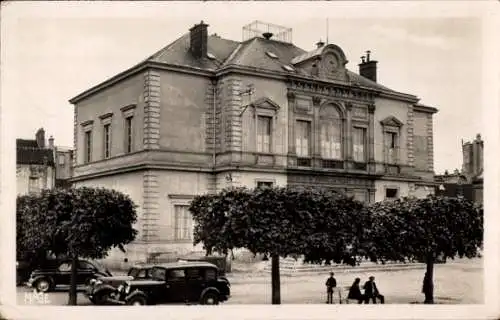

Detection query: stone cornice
(379, 91), (419, 104)
(69, 62), (149, 104)
(69, 58), (421, 106)
(70, 163), (213, 182)
(69, 61), (214, 105)
(413, 103), (439, 114)
(286, 77), (377, 103)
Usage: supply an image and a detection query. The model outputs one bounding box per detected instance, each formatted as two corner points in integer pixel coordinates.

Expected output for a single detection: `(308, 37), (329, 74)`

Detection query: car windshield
(150, 267), (166, 281)
(89, 260), (108, 273)
(128, 268), (139, 277)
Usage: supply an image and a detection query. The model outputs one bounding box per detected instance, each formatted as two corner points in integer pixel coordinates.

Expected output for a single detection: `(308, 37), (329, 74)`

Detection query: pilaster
(142, 170), (160, 242)
(224, 77), (243, 156)
(205, 81), (219, 155)
(73, 106), (78, 167)
(143, 70), (161, 150)
(406, 105), (415, 167)
(287, 92), (296, 157)
(368, 104), (376, 172)
(345, 102), (353, 162)
(426, 113), (434, 171)
(312, 96), (322, 158)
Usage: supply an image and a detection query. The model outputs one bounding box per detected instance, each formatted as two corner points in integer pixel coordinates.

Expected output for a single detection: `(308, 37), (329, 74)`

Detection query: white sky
(1, 1), (495, 174)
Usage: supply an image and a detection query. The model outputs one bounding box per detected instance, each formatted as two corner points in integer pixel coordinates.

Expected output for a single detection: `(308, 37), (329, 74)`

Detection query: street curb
(228, 264), (426, 284)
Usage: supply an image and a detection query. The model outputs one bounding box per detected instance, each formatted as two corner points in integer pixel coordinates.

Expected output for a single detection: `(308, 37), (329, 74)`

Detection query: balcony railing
(321, 159), (344, 169)
(385, 164), (400, 175)
(297, 158), (312, 167)
(353, 162), (367, 170)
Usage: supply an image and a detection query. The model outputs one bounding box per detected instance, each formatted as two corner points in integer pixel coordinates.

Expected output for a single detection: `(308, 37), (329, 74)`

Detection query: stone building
(54, 147), (74, 189)
(69, 21), (438, 264)
(16, 128), (56, 195)
(435, 134), (483, 204)
(17, 128), (74, 195)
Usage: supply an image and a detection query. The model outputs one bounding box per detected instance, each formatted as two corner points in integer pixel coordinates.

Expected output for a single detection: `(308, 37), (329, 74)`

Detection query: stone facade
(69, 21), (438, 264)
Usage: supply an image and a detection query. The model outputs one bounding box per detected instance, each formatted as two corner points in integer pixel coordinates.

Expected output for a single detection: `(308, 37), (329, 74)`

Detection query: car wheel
(201, 291), (219, 305)
(127, 296), (147, 306)
(35, 279), (51, 293)
(94, 293), (110, 305)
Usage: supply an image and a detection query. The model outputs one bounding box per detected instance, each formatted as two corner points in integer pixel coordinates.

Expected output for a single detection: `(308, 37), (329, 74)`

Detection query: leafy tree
(17, 187), (138, 305)
(190, 186), (370, 304)
(367, 195), (483, 303)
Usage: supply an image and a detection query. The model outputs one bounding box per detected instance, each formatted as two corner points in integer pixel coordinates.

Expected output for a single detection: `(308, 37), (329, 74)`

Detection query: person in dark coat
(347, 277), (365, 304)
(363, 276), (385, 304)
(325, 272), (337, 304)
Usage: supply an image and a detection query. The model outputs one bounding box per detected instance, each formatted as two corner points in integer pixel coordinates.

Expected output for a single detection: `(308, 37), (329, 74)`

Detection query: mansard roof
(70, 27), (420, 104)
(16, 139), (55, 166)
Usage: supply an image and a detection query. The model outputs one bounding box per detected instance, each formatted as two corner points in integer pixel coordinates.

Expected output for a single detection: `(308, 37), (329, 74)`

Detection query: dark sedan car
(85, 265), (153, 305)
(108, 262), (231, 305)
(27, 259), (112, 292)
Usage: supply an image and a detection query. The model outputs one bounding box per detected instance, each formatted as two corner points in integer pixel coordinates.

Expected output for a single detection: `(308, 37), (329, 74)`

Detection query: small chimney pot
(48, 136), (54, 149)
(359, 50), (378, 82)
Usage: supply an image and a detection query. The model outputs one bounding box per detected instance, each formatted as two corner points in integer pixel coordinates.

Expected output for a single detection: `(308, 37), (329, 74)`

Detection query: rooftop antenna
(326, 18), (329, 44)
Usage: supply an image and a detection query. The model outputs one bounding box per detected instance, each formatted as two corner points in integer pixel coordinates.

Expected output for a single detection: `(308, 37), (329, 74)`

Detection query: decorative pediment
(250, 97), (280, 112)
(380, 116), (404, 127)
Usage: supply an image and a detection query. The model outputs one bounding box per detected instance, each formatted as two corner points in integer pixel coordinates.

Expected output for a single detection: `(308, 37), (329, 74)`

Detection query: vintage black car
(85, 265), (153, 305)
(27, 259), (112, 292)
(108, 262), (231, 305)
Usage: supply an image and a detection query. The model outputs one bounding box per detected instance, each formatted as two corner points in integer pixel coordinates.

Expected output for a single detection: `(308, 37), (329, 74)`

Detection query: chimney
(358, 50), (378, 82)
(262, 32), (273, 40)
(316, 40), (325, 49)
(48, 136), (54, 149)
(189, 21), (209, 59)
(36, 128), (45, 148)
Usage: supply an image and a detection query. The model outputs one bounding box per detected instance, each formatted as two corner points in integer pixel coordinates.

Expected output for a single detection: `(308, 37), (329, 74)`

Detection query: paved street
(17, 258), (482, 305)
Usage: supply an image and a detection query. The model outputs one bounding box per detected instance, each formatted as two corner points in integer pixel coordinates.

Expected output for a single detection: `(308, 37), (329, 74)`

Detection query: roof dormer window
(266, 51), (278, 59)
(207, 52), (216, 60)
(282, 65), (295, 72)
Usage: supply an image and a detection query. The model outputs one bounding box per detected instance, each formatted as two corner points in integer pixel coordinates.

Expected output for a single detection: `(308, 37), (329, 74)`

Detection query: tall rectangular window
(384, 132), (398, 164)
(125, 116), (133, 153)
(58, 154), (65, 165)
(295, 120), (311, 157)
(84, 130), (92, 163)
(257, 116), (272, 153)
(174, 205), (192, 241)
(103, 124), (111, 159)
(353, 127), (367, 162)
(320, 121), (342, 159)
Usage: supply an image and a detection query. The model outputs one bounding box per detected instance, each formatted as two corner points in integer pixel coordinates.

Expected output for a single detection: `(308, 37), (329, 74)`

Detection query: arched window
(320, 104), (343, 160)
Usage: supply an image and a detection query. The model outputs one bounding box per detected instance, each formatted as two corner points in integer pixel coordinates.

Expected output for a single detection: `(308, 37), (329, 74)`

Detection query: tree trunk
(68, 254), (78, 305)
(271, 255), (281, 305)
(423, 254), (435, 304)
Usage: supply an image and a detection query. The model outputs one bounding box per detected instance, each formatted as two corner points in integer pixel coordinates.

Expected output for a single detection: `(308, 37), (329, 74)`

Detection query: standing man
(363, 276), (385, 304)
(325, 272), (337, 304)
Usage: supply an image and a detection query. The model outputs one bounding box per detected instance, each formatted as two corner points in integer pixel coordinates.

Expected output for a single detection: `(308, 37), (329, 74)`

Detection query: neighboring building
(54, 147), (74, 189)
(16, 128), (56, 195)
(69, 21), (438, 264)
(435, 134), (483, 204)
